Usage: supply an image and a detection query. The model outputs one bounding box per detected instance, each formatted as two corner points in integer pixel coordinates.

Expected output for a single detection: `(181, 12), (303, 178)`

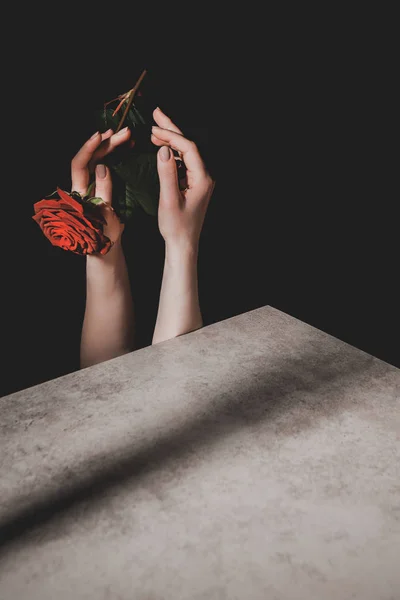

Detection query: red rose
(32, 188), (112, 256)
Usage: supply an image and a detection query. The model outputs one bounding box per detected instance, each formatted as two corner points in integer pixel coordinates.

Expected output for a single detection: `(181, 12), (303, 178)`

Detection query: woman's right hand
(71, 126), (131, 197)
(78, 128), (136, 367)
(70, 127), (132, 247)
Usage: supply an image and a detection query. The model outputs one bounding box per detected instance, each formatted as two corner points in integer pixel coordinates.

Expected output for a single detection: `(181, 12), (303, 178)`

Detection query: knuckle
(71, 156), (80, 169)
(202, 174), (214, 190)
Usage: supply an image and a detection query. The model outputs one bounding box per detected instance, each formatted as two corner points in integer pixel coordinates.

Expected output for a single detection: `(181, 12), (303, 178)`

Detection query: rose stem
(115, 69), (147, 133)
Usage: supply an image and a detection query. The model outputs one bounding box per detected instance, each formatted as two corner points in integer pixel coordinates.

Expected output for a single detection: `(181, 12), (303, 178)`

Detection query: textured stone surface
(0, 306), (399, 600)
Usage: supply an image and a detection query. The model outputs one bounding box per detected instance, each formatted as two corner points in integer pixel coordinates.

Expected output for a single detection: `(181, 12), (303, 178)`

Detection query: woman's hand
(92, 163), (124, 247)
(71, 127), (132, 247)
(151, 108), (215, 252)
(76, 129), (135, 367)
(151, 108), (215, 344)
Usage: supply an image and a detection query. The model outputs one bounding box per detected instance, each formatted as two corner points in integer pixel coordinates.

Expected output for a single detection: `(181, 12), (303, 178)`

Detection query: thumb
(95, 164), (112, 205)
(95, 164), (123, 242)
(157, 146), (180, 206)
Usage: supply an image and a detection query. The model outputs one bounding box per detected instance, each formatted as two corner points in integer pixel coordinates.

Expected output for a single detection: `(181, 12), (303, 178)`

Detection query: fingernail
(115, 126), (129, 137)
(96, 164), (107, 178)
(90, 131), (100, 139)
(159, 146), (171, 162)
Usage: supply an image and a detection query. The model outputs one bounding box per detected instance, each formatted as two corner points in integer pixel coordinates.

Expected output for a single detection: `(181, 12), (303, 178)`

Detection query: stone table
(0, 306), (399, 600)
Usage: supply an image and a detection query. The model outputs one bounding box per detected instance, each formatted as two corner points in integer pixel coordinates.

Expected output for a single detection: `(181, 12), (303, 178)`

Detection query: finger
(95, 164), (113, 206)
(151, 127), (207, 181)
(157, 146), (180, 208)
(91, 127), (131, 165)
(70, 130), (112, 194)
(101, 128), (114, 141)
(71, 131), (104, 195)
(153, 107), (183, 134)
(153, 108), (185, 166)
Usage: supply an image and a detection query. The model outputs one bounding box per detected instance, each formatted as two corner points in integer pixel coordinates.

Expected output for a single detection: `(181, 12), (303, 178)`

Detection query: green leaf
(86, 181), (96, 198)
(94, 108), (121, 132)
(111, 152), (160, 217)
(93, 99), (159, 220)
(128, 105), (146, 126)
(88, 197), (105, 205)
(95, 104), (146, 133)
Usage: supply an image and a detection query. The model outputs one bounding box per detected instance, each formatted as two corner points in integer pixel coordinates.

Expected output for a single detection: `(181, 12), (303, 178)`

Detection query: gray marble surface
(0, 306), (399, 600)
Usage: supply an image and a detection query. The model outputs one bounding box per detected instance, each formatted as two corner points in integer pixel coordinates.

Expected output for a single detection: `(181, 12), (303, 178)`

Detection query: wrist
(165, 240), (199, 266)
(86, 239), (124, 278)
(87, 238), (123, 261)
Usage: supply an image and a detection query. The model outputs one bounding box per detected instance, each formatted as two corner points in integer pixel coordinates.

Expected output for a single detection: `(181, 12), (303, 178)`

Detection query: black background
(2, 15), (397, 396)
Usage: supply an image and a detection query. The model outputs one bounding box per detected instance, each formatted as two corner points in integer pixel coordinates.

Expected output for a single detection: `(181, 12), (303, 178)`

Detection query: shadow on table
(0, 344), (386, 555)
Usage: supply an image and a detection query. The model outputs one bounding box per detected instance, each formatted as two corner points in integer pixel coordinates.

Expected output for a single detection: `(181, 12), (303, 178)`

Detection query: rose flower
(33, 188), (112, 256)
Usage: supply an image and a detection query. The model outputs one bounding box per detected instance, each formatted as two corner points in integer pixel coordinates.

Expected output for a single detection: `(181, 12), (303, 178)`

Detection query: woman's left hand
(151, 108), (215, 251)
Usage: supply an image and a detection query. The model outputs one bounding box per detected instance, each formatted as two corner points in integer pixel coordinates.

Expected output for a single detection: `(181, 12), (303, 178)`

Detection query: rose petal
(33, 189), (111, 256)
(56, 188), (84, 213)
